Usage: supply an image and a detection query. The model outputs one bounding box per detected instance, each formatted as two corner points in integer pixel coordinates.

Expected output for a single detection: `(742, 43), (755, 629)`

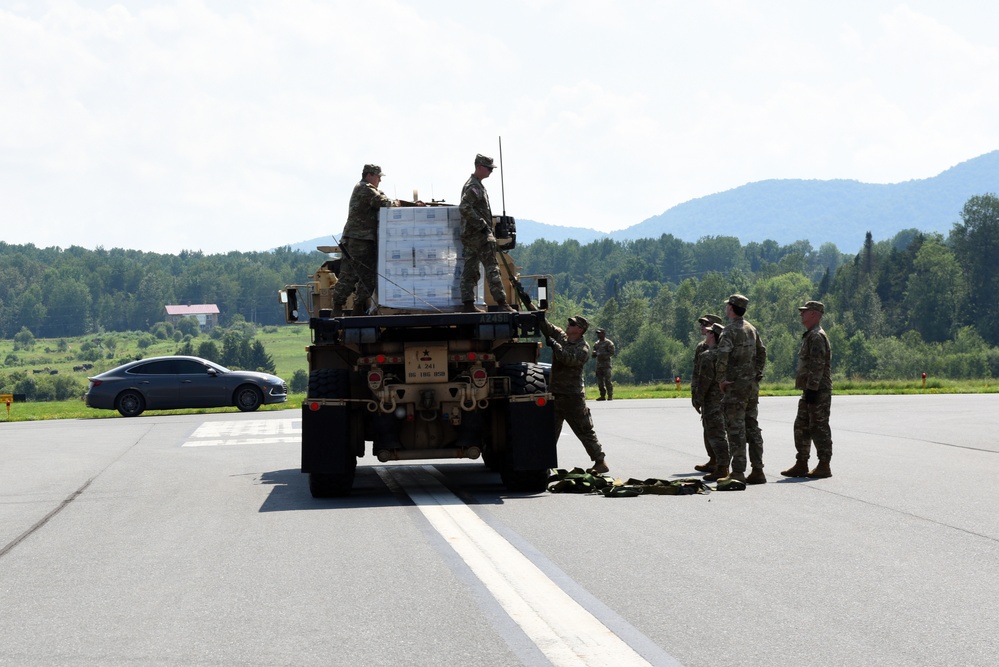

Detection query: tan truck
(279, 207), (557, 497)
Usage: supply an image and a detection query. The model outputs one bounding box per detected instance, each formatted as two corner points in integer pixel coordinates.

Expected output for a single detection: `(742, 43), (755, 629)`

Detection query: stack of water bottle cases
(377, 206), (484, 310)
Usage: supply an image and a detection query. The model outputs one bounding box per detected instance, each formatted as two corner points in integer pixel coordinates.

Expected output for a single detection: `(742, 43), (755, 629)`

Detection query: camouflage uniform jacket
(592, 338), (615, 369)
(539, 318), (589, 395)
(341, 180), (394, 242)
(691, 340), (708, 407)
(795, 324), (832, 392)
(693, 347), (722, 406)
(459, 174), (493, 237)
(715, 318), (766, 388)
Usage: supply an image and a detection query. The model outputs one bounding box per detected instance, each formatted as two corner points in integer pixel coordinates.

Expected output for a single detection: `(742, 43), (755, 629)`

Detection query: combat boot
(702, 464), (729, 482)
(721, 470), (747, 483)
(746, 467), (767, 485)
(780, 460), (810, 477)
(331, 304), (344, 317)
(589, 459), (609, 474)
(694, 458), (716, 473)
(496, 300), (516, 313)
(607, 390), (613, 401)
(596, 396), (606, 401)
(806, 461), (832, 478)
(463, 301), (485, 313)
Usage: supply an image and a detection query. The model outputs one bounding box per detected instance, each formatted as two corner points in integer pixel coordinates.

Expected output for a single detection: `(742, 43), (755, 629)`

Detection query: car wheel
(235, 385), (263, 412)
(116, 390), (145, 417)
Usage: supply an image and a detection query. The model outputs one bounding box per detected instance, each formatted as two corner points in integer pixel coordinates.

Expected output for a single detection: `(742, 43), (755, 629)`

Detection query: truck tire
(498, 363), (552, 493)
(305, 368), (357, 497)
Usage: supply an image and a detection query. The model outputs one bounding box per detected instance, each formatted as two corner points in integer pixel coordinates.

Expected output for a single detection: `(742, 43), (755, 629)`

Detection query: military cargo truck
(279, 207), (557, 497)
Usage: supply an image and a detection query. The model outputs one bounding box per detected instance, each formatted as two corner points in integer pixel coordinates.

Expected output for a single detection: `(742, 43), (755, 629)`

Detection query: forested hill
(284, 151), (999, 252)
(4, 193), (999, 384)
(617, 150), (999, 250)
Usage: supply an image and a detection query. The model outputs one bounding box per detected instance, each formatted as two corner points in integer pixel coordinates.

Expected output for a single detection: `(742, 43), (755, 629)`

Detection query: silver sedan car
(84, 355), (288, 417)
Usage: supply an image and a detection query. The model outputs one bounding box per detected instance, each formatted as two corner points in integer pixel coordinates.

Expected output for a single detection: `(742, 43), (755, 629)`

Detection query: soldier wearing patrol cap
(693, 322), (730, 481)
(592, 327), (616, 401)
(538, 313), (609, 474)
(782, 300), (834, 479)
(458, 154), (516, 313)
(691, 314), (725, 473)
(331, 164), (396, 317)
(714, 294), (767, 484)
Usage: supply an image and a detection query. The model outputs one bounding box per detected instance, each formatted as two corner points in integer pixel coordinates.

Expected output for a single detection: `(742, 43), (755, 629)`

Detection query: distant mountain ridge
(282, 151), (999, 254)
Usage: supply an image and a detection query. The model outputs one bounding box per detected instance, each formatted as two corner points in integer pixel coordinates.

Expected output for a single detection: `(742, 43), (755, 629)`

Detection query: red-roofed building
(164, 304), (220, 330)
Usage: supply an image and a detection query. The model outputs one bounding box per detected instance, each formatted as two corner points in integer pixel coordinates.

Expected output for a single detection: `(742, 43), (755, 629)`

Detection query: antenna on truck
(498, 136), (507, 216)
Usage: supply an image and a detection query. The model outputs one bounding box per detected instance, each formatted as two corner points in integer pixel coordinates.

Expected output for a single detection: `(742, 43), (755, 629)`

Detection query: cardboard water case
(377, 206), (482, 309)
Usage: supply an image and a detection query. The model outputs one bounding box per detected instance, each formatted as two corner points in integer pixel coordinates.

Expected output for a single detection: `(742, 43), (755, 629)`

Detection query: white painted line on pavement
(182, 418), (300, 447)
(383, 465), (655, 667)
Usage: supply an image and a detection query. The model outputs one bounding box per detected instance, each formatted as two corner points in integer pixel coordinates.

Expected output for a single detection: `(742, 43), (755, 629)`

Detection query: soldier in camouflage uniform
(538, 313), (609, 474)
(715, 294), (767, 485)
(691, 314), (725, 473)
(694, 323), (730, 481)
(331, 164), (396, 317)
(782, 300), (834, 479)
(592, 328), (616, 400)
(458, 154), (515, 313)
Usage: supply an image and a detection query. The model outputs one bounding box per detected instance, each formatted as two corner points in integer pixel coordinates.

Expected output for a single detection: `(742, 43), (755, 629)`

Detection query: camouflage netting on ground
(546, 468), (743, 496)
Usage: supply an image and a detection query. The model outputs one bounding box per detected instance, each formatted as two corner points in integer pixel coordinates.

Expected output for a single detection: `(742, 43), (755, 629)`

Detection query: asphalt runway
(1, 394), (997, 666)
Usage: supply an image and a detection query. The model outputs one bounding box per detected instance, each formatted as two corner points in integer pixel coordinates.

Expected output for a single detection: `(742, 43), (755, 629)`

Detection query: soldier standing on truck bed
(538, 313), (610, 474)
(458, 154), (516, 313)
(331, 164), (400, 317)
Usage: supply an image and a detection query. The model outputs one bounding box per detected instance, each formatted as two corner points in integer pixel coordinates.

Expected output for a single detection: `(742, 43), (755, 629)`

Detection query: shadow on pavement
(256, 462), (548, 512)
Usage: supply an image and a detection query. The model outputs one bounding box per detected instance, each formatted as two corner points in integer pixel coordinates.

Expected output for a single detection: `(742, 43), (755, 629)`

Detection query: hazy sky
(3, 0), (998, 255)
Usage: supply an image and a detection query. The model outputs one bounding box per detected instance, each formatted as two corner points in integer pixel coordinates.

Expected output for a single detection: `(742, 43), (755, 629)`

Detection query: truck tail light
(367, 370), (383, 391)
(471, 368), (487, 388)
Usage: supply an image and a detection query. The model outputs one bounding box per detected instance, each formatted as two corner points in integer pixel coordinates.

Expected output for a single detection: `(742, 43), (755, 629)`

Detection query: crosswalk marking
(182, 418), (300, 447)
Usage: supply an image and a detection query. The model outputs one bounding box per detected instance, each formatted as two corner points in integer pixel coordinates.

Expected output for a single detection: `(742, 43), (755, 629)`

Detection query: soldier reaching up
(538, 313), (609, 474)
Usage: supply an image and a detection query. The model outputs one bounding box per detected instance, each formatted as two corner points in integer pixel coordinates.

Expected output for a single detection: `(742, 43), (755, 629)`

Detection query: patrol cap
(596, 328), (605, 335)
(474, 154), (496, 169)
(798, 300), (825, 314)
(568, 315), (590, 333)
(362, 164), (383, 176)
(725, 294), (749, 309)
(709, 323), (724, 337)
(698, 314), (723, 327)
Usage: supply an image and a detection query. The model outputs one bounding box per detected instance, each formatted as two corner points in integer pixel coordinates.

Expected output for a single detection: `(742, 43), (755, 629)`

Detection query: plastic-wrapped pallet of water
(377, 206), (482, 310)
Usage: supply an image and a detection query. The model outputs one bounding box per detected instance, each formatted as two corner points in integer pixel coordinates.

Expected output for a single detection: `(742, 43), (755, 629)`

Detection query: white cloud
(1, 0), (998, 253)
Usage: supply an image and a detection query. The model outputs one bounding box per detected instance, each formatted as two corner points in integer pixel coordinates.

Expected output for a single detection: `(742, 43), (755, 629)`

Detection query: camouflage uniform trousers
(722, 381), (765, 473)
(553, 392), (605, 463)
(701, 395), (729, 463)
(793, 391), (833, 463)
(595, 366), (613, 398)
(331, 238), (377, 309)
(459, 231), (507, 304)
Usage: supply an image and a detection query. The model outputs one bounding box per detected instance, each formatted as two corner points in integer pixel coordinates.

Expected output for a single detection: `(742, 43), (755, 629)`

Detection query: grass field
(3, 326), (997, 422)
(2, 374), (995, 422)
(1, 325), (312, 385)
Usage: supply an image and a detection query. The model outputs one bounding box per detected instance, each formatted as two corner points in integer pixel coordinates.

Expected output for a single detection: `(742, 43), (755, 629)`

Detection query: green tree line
(2, 194), (998, 384)
(519, 194), (999, 385)
(0, 244), (326, 338)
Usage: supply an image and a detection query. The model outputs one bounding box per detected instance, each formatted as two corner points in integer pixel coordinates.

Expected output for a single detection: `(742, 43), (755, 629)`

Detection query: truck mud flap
(507, 399), (558, 470)
(301, 403), (353, 473)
